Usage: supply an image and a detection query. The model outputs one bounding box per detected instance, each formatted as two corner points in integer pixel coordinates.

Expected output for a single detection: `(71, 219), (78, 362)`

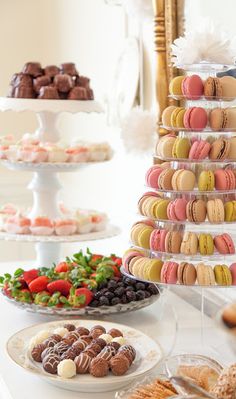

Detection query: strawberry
(18, 288), (32, 303)
(111, 265), (121, 278)
(29, 276), (49, 293)
(23, 269), (39, 285)
(47, 280), (72, 296)
(111, 256), (122, 267)
(18, 277), (27, 289)
(81, 279), (97, 290)
(3, 283), (12, 298)
(55, 262), (70, 273)
(74, 288), (93, 307)
(90, 254), (103, 263)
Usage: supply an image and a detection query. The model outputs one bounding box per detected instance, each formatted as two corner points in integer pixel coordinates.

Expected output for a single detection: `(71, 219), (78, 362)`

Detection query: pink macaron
(123, 251), (144, 272)
(145, 166), (163, 189)
(189, 140), (211, 160)
(230, 263), (236, 285)
(181, 75), (204, 100)
(150, 229), (167, 252)
(214, 233), (235, 254)
(214, 169), (236, 190)
(183, 107), (208, 130)
(161, 261), (179, 284)
(167, 198), (187, 221)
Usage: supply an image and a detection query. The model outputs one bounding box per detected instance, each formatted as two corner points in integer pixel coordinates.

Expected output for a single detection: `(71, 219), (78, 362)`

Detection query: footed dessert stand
(0, 98), (119, 266)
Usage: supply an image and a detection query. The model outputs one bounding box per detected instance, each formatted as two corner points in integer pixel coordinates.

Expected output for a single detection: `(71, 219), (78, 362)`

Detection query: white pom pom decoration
(121, 107), (156, 154)
(122, 0), (153, 22)
(171, 19), (236, 66)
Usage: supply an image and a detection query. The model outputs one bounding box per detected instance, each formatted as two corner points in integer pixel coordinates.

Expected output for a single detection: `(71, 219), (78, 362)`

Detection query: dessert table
(0, 262), (234, 399)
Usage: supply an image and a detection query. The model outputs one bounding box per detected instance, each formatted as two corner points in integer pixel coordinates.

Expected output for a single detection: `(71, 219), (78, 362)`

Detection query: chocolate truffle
(63, 323), (76, 332)
(60, 347), (78, 361)
(107, 342), (120, 351)
(43, 337), (58, 348)
(74, 353), (91, 374)
(44, 65), (60, 79)
(57, 359), (76, 379)
(60, 63), (78, 76)
(92, 338), (107, 349)
(108, 328), (123, 338)
(50, 334), (62, 343)
(62, 331), (81, 345)
(118, 345), (136, 365)
(110, 354), (130, 376)
(43, 353), (60, 374)
(75, 327), (90, 336)
(97, 346), (117, 361)
(89, 357), (109, 378)
(54, 341), (70, 356)
(38, 86), (60, 99)
(68, 86), (87, 100)
(87, 343), (102, 355)
(31, 343), (46, 362)
(79, 335), (93, 345)
(33, 75), (51, 94)
(90, 328), (105, 339)
(41, 346), (56, 360)
(22, 62), (42, 77)
(54, 74), (74, 93)
(71, 339), (87, 353)
(76, 75), (90, 88)
(13, 73), (33, 87)
(84, 348), (98, 359)
(14, 85), (35, 98)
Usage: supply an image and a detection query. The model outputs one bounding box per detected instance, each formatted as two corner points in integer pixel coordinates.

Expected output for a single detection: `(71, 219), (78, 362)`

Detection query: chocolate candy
(79, 335), (93, 345)
(22, 62), (42, 77)
(118, 345), (136, 365)
(63, 323), (76, 332)
(84, 348), (98, 358)
(43, 337), (59, 348)
(14, 85), (35, 98)
(74, 353), (91, 374)
(44, 65), (60, 79)
(38, 86), (60, 99)
(12, 73), (33, 87)
(54, 341), (70, 356)
(75, 75), (90, 88)
(33, 76), (51, 94)
(110, 354), (130, 376)
(60, 347), (78, 361)
(71, 339), (87, 353)
(87, 88), (94, 100)
(108, 328), (123, 338)
(68, 86), (87, 100)
(41, 346), (56, 360)
(50, 334), (62, 343)
(90, 325), (106, 334)
(90, 328), (105, 339)
(63, 331), (81, 345)
(75, 327), (90, 336)
(7, 86), (15, 97)
(31, 343), (46, 362)
(107, 342), (120, 351)
(86, 343), (102, 355)
(92, 338), (107, 349)
(97, 346), (117, 361)
(89, 357), (109, 378)
(54, 74), (74, 93)
(42, 353), (60, 374)
(60, 63), (78, 76)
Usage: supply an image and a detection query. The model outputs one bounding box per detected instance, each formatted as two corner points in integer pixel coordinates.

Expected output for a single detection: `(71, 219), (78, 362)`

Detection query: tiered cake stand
(0, 98), (119, 266)
(122, 63), (236, 356)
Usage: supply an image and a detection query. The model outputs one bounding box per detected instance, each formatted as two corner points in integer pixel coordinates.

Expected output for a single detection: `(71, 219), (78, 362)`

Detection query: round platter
(0, 224), (121, 243)
(175, 63), (235, 73)
(0, 97), (103, 114)
(0, 159), (107, 172)
(1, 291), (159, 316)
(7, 319), (163, 393)
(161, 125), (236, 133)
(153, 156), (236, 165)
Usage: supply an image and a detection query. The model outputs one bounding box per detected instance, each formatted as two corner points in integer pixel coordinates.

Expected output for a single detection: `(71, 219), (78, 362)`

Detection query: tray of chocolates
(6, 319), (163, 392)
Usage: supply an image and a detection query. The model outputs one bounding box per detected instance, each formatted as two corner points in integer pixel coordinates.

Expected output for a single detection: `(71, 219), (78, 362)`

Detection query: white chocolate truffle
(34, 330), (51, 344)
(53, 327), (68, 337)
(57, 359), (76, 379)
(99, 334), (113, 343)
(112, 336), (126, 346)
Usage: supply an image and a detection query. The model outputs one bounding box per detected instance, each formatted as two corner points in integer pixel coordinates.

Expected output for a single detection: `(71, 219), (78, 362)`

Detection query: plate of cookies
(6, 319), (163, 392)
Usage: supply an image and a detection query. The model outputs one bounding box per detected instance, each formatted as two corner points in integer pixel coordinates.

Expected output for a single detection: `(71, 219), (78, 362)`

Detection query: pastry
(57, 359), (76, 378)
(54, 219), (77, 235)
(4, 215), (31, 234)
(44, 65), (60, 79)
(158, 169), (175, 190)
(22, 62), (42, 77)
(196, 264), (215, 286)
(229, 137), (236, 159)
(187, 199), (207, 223)
(162, 106), (177, 126)
(150, 229), (167, 252)
(198, 170), (215, 191)
(214, 233), (235, 254)
(214, 169), (236, 190)
(171, 169), (196, 191)
(161, 261), (178, 284)
(169, 75), (185, 95)
(224, 201), (236, 222)
(164, 231), (182, 254)
(189, 140), (211, 160)
(167, 198), (187, 221)
(60, 63), (78, 76)
(68, 86), (88, 100)
(127, 378), (177, 399)
(54, 74), (74, 93)
(220, 76), (236, 99)
(66, 146), (89, 162)
(184, 107), (208, 130)
(30, 217), (54, 235)
(178, 262), (197, 285)
(45, 145), (68, 163)
(207, 199), (225, 223)
(145, 165), (162, 189)
(180, 232), (198, 255)
(156, 135), (176, 158)
(210, 364), (236, 399)
(178, 365), (220, 391)
(153, 199), (170, 220)
(214, 265), (232, 286)
(38, 86), (60, 99)
(204, 77), (223, 99)
(199, 234), (214, 255)
(209, 108), (228, 131)
(181, 75), (204, 100)
(209, 138), (230, 160)
(14, 85), (35, 98)
(172, 137), (190, 158)
(75, 75), (90, 88)
(171, 107), (186, 128)
(230, 264), (236, 285)
(33, 76), (51, 93)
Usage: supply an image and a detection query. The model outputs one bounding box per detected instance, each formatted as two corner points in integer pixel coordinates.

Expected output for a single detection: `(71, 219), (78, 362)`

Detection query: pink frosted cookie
(145, 166), (162, 189)
(150, 229), (167, 252)
(167, 198), (187, 221)
(161, 261), (179, 284)
(214, 233), (235, 254)
(189, 140), (211, 160)
(54, 219), (77, 235)
(181, 75), (204, 100)
(4, 215), (31, 234)
(66, 147), (89, 163)
(30, 217), (54, 235)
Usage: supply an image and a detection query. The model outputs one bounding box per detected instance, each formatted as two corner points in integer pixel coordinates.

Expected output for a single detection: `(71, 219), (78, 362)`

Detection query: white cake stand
(0, 98), (119, 266)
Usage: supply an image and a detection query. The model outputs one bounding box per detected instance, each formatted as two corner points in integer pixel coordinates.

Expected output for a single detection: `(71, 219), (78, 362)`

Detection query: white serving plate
(7, 319), (163, 393)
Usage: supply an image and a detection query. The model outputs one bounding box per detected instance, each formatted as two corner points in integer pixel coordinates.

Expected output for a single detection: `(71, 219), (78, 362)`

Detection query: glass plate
(153, 155), (236, 166)
(168, 94), (236, 102)
(161, 125), (236, 133)
(175, 63), (235, 73)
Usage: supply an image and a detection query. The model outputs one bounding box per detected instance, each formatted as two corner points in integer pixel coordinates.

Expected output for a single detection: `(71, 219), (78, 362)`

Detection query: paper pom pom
(122, 0), (153, 22)
(121, 107), (156, 154)
(171, 19), (236, 66)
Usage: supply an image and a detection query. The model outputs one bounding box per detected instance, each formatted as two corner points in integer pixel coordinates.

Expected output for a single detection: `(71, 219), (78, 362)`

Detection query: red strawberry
(91, 254), (103, 263)
(112, 265), (121, 278)
(55, 262), (70, 273)
(111, 256), (122, 267)
(3, 283), (12, 298)
(23, 269), (39, 285)
(47, 280), (72, 296)
(75, 288), (93, 307)
(29, 276), (49, 293)
(18, 277), (27, 289)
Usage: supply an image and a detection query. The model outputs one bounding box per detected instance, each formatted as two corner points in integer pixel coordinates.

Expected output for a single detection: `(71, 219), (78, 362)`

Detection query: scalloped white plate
(0, 159), (108, 172)
(0, 97), (103, 114)
(7, 319), (163, 393)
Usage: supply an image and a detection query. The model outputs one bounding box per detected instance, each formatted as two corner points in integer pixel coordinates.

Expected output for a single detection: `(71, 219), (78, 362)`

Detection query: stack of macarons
(156, 136), (236, 161)
(130, 222), (235, 256)
(162, 105), (208, 131)
(146, 165), (236, 192)
(169, 74), (236, 100)
(138, 193), (236, 224)
(123, 249), (235, 286)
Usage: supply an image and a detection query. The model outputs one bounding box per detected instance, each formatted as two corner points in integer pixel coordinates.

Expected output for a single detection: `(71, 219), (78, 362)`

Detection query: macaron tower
(123, 59), (236, 289)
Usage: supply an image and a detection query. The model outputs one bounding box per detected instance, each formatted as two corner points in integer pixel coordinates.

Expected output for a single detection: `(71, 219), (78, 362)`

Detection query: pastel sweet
(137, 226), (153, 249)
(186, 199), (207, 223)
(153, 198), (170, 220)
(167, 198), (187, 221)
(162, 106), (177, 127)
(54, 219), (77, 236)
(209, 108), (228, 131)
(199, 234), (214, 255)
(178, 262), (197, 285)
(145, 166), (162, 189)
(156, 135), (176, 158)
(181, 75), (204, 100)
(158, 169), (175, 190)
(172, 137), (190, 159)
(214, 233), (235, 254)
(180, 232), (198, 255)
(207, 199), (225, 223)
(171, 169), (195, 191)
(30, 217), (54, 235)
(214, 265), (232, 286)
(164, 231), (182, 254)
(169, 75), (185, 95)
(209, 138), (230, 160)
(227, 108), (236, 130)
(204, 77), (222, 100)
(198, 171), (215, 191)
(196, 264), (215, 286)
(214, 169), (236, 190)
(4, 215), (31, 234)
(228, 137), (236, 159)
(171, 107), (185, 128)
(161, 261), (178, 284)
(183, 107), (207, 130)
(224, 200), (236, 222)
(189, 140), (211, 160)
(150, 229), (167, 252)
(146, 259), (163, 282)
(220, 76), (236, 99)
(230, 263), (236, 285)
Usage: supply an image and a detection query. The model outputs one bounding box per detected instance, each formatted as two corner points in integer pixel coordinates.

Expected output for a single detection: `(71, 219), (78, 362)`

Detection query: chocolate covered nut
(38, 86), (60, 99)
(74, 353), (91, 374)
(14, 85), (35, 98)
(60, 63), (78, 76)
(76, 75), (90, 88)
(43, 353), (60, 374)
(22, 62), (42, 77)
(54, 74), (74, 93)
(84, 348), (98, 358)
(44, 65), (60, 79)
(89, 357), (109, 377)
(68, 86), (87, 100)
(31, 343), (46, 362)
(43, 338), (58, 348)
(110, 354), (130, 376)
(63, 323), (76, 332)
(90, 327), (105, 339)
(33, 76), (51, 94)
